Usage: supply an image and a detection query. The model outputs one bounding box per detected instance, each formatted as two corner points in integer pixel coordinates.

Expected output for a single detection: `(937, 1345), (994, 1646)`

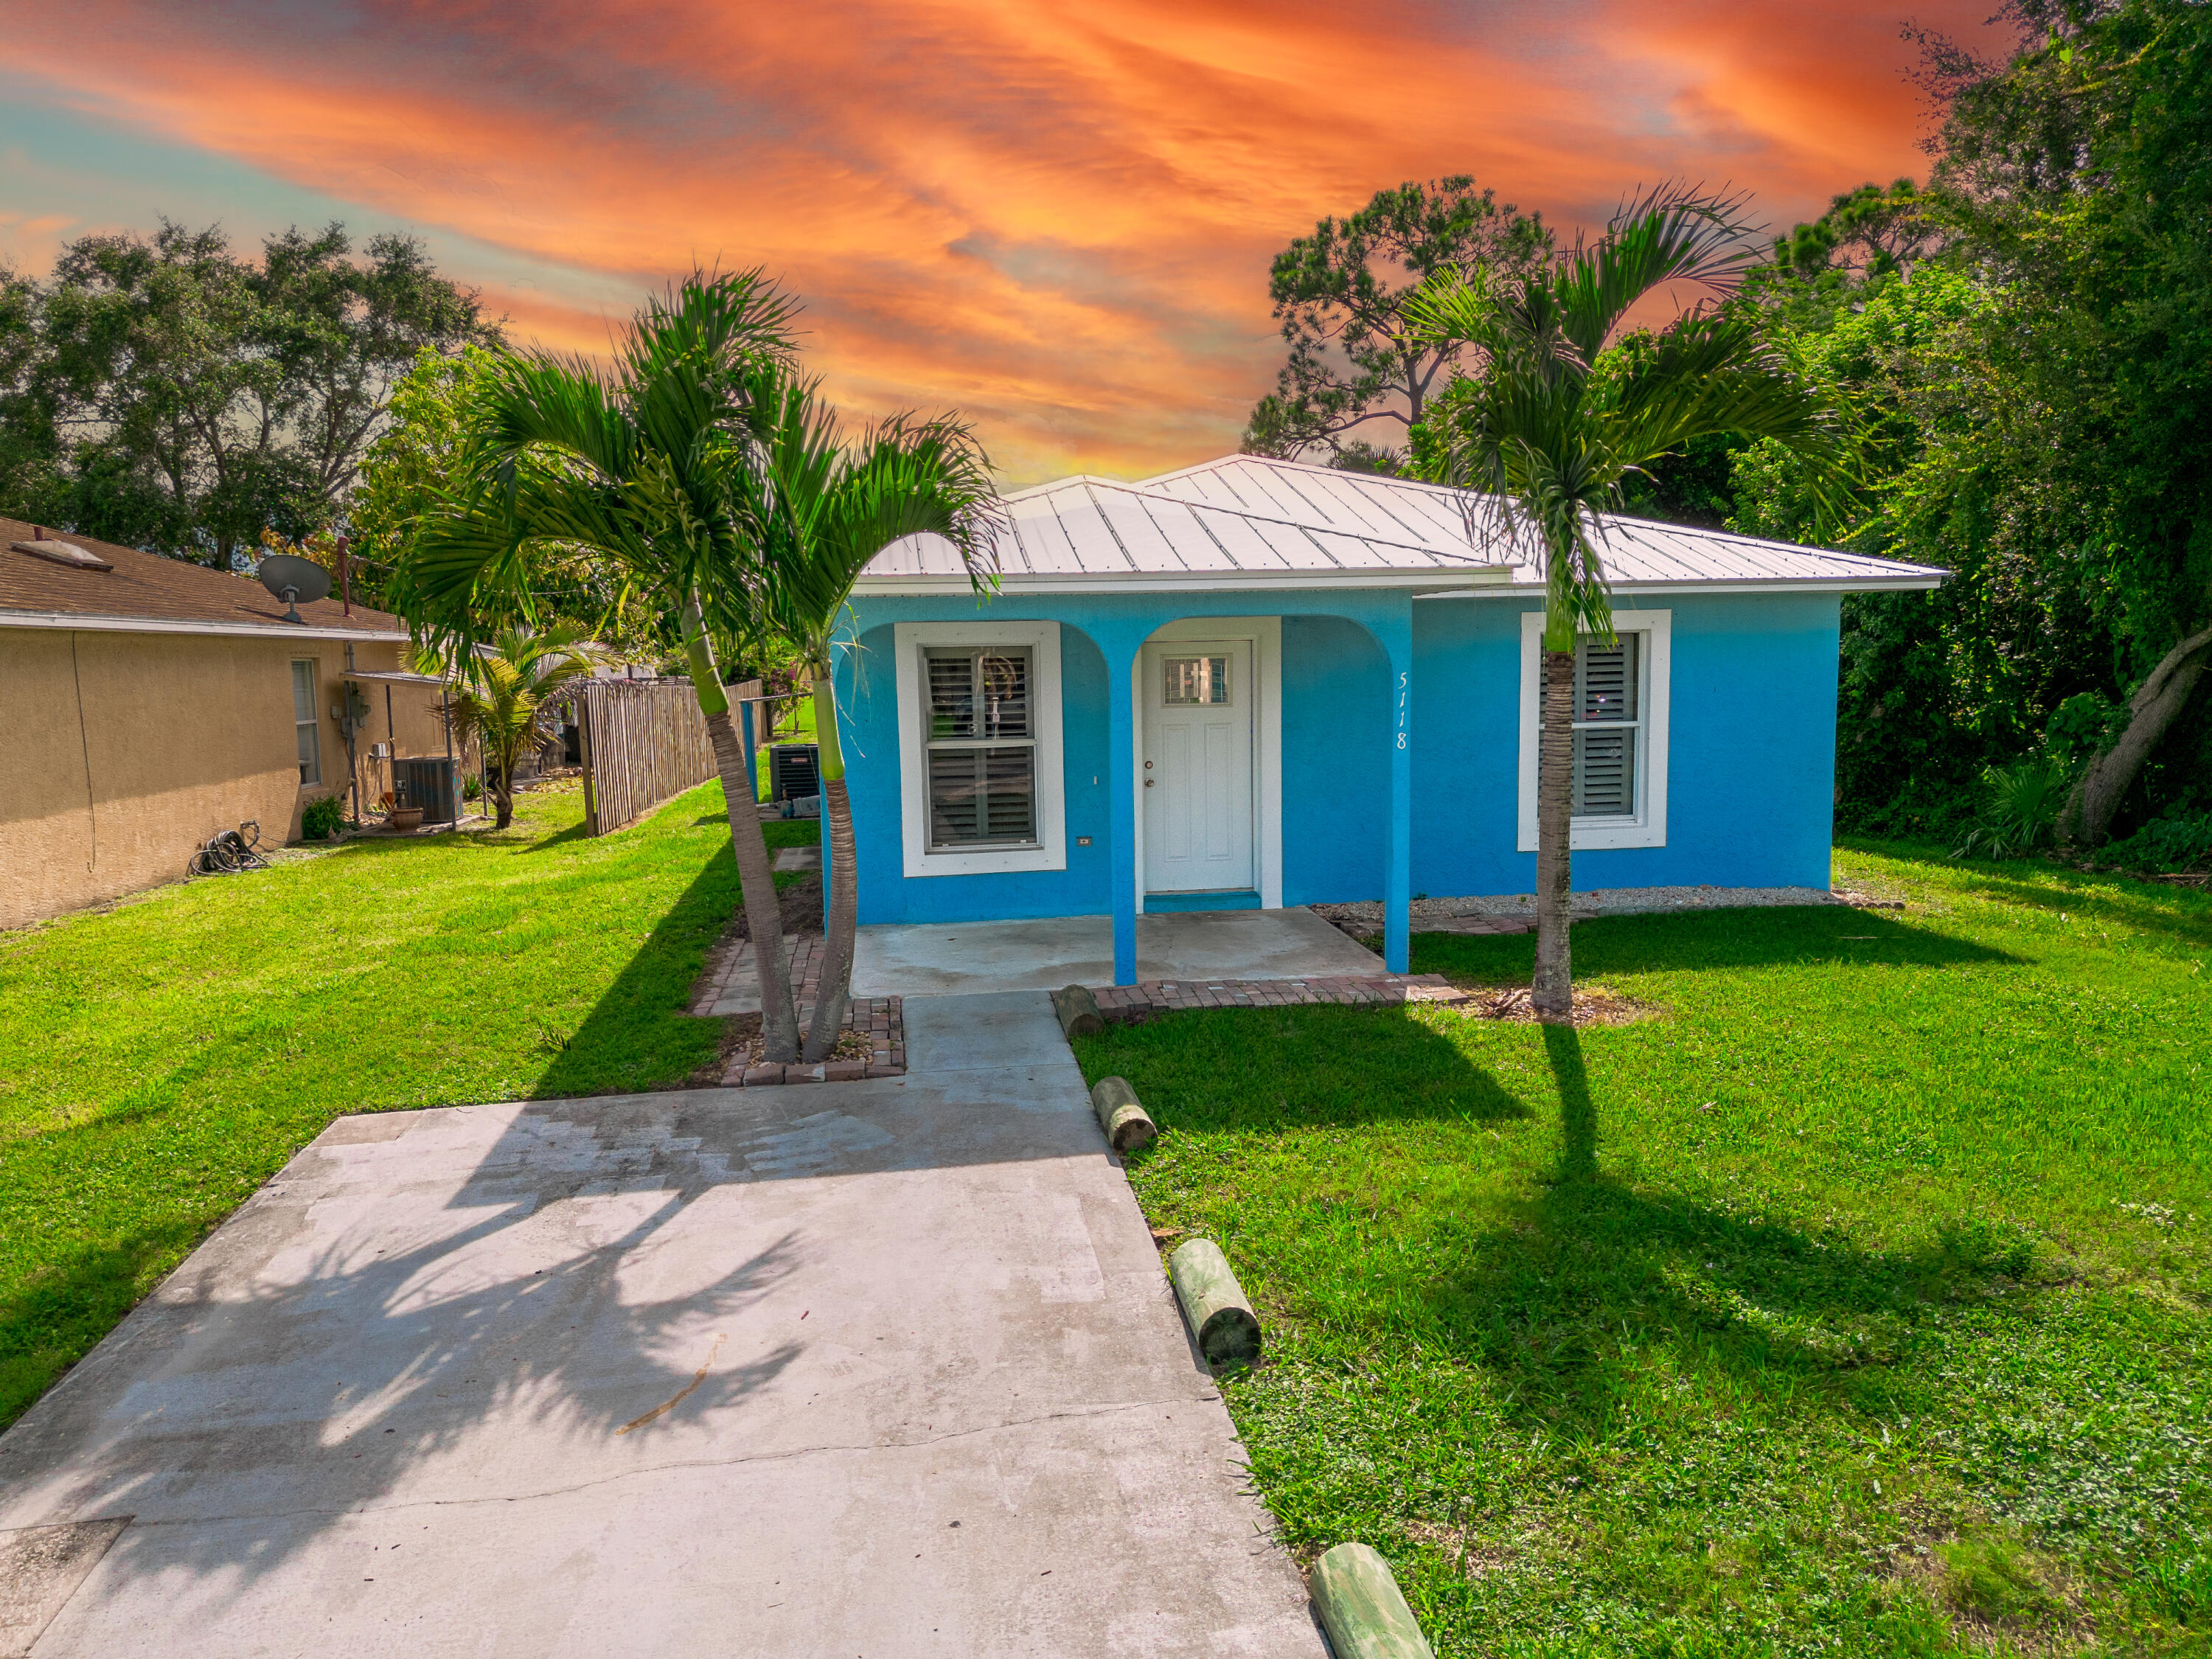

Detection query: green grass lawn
(0, 779), (813, 1429)
(1074, 846), (2212, 1658)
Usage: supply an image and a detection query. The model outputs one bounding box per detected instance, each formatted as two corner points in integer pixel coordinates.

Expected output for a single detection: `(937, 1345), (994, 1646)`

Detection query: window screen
(291, 660), (321, 787)
(923, 647), (1037, 849)
(1571, 634), (1638, 818)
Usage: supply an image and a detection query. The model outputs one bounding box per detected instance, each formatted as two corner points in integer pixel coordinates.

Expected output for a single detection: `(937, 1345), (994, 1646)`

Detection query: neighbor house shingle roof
(859, 453), (1947, 595)
(0, 519), (408, 639)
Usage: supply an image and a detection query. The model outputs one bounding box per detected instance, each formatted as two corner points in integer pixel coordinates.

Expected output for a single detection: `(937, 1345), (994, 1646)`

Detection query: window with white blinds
(291, 660), (321, 787)
(922, 647), (1038, 849)
(1516, 608), (1671, 852)
(1571, 633), (1639, 818)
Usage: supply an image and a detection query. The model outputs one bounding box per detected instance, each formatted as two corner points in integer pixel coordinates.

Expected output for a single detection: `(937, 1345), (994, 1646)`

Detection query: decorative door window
(922, 646), (1037, 849)
(1161, 655), (1230, 706)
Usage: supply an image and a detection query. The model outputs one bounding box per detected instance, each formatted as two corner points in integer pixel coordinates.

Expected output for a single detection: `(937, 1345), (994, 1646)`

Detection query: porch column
(1380, 605), (1413, 975)
(1107, 637), (1141, 986)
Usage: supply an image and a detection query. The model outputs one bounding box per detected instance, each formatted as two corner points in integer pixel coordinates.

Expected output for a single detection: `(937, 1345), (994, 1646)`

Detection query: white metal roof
(858, 453), (1945, 597)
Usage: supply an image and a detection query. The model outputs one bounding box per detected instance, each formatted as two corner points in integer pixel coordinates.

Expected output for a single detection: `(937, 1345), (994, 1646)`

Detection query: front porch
(849, 905), (1391, 998)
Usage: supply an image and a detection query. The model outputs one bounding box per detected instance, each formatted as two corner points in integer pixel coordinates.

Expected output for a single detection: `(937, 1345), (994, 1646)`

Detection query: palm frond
(754, 375), (1005, 664)
(1549, 182), (1764, 361)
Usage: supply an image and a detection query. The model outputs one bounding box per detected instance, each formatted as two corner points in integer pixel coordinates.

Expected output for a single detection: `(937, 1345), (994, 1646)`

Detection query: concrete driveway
(0, 993), (1323, 1658)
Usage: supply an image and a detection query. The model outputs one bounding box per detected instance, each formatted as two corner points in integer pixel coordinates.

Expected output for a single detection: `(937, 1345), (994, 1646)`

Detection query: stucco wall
(843, 621), (1115, 925)
(0, 629), (446, 930)
(838, 588), (1842, 927)
(1280, 614), (1388, 907)
(1409, 593), (1842, 897)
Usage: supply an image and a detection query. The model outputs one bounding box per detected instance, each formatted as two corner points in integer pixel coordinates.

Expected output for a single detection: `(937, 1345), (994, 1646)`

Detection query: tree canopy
(1719, 0), (2212, 848)
(0, 220), (494, 568)
(1242, 177), (1549, 469)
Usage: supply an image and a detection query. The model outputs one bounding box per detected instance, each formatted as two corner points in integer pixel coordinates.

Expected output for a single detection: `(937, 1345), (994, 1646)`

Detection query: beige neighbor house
(0, 518), (456, 931)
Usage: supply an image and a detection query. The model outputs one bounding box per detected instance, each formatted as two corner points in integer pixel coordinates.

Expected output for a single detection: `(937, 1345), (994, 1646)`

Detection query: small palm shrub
(1953, 754), (2072, 860)
(300, 796), (347, 841)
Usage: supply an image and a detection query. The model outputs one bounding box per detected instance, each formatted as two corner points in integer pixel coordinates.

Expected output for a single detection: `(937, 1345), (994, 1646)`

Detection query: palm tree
(389, 271), (813, 1062)
(747, 369), (1003, 1062)
(1407, 185), (1848, 1021)
(428, 622), (606, 829)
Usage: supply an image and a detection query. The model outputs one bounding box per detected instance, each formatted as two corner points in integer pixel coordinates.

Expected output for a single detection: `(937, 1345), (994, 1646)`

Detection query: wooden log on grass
(1089, 1075), (1157, 1154)
(1051, 984), (1104, 1038)
(1309, 1543), (1435, 1659)
(1166, 1239), (1262, 1366)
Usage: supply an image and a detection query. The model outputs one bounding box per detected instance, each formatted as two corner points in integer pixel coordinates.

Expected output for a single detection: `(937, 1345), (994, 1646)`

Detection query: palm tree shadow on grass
(1402, 1021), (2044, 1444)
(1082, 1002), (1534, 1135)
(530, 849), (741, 1100)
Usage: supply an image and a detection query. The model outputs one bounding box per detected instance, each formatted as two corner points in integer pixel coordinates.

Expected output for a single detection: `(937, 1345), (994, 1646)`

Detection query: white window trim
(896, 619), (1065, 877)
(1131, 617), (1282, 911)
(1516, 608), (1670, 852)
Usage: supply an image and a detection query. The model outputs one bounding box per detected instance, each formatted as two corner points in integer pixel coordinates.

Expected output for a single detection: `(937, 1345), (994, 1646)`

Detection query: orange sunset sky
(0, 1), (2011, 484)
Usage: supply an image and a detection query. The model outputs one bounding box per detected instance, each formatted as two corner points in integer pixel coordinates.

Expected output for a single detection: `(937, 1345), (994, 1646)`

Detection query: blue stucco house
(834, 454), (1941, 986)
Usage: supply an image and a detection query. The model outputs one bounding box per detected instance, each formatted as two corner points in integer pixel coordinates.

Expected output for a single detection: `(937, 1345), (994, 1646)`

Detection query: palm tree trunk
(1531, 646), (1576, 1021)
(487, 736), (516, 830)
(683, 597), (801, 1062)
(802, 668), (858, 1063)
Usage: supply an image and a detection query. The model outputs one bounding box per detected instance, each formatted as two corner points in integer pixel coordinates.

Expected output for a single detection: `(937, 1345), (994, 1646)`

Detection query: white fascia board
(1416, 575), (1942, 600)
(859, 567), (1514, 597)
(0, 609), (411, 642)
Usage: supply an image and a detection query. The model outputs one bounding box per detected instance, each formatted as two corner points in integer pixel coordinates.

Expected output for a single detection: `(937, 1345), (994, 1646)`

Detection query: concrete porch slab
(850, 907), (1386, 998)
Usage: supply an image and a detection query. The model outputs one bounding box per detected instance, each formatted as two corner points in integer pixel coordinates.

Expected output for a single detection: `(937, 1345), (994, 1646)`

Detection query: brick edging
(721, 995), (906, 1087)
(1090, 974), (1471, 1021)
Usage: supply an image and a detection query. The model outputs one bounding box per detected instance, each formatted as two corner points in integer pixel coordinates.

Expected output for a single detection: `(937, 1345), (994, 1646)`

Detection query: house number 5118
(1396, 671), (1408, 748)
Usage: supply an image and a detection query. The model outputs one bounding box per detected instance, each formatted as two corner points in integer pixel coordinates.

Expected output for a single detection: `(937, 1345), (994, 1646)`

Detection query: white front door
(1142, 639), (1254, 893)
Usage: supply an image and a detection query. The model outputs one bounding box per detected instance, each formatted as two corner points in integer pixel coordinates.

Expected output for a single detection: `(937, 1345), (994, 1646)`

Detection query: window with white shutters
(1571, 633), (1639, 819)
(922, 646), (1038, 849)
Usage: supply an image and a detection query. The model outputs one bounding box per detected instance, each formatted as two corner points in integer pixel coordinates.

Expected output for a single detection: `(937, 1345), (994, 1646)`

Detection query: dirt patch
(727, 1020), (871, 1070)
(1442, 982), (1660, 1027)
(700, 872), (824, 996)
(692, 1009), (872, 1082)
(1400, 1519), (1518, 1580)
(1888, 1528), (2094, 1655)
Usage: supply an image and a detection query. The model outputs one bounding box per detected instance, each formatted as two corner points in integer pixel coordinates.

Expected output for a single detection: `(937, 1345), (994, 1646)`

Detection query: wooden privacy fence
(571, 678), (717, 835)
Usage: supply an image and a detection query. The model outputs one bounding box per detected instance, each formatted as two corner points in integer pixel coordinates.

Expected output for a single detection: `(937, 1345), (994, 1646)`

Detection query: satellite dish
(258, 554), (333, 623)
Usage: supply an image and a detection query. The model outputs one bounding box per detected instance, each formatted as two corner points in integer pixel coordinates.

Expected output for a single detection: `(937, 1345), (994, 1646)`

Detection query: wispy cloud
(0, 0), (2006, 481)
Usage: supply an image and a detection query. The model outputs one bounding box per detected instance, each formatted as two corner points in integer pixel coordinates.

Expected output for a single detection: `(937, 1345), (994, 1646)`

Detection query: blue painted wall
(1281, 614), (1388, 907)
(839, 587), (1839, 925)
(841, 621), (1113, 925)
(1409, 592), (1841, 898)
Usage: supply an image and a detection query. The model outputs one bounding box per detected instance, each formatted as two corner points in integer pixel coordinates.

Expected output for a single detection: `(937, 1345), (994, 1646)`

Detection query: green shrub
(1952, 754), (2072, 860)
(299, 796), (346, 841)
(2104, 810), (2212, 872)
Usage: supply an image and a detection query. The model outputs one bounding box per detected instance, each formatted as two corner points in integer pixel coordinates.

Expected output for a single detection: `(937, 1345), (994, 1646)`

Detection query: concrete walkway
(852, 906), (1385, 998)
(0, 994), (1324, 1658)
